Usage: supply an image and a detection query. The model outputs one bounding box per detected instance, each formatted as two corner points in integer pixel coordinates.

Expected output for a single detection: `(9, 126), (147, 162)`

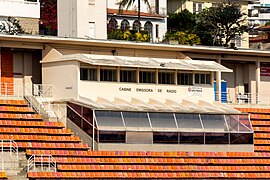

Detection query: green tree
(196, 2), (248, 46)
(118, 0), (151, 31)
(0, 17), (25, 35)
(167, 9), (196, 33)
(164, 31), (200, 45)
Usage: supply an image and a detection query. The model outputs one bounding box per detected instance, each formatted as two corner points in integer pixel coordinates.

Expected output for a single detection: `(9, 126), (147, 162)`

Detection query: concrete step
(7, 174), (28, 180)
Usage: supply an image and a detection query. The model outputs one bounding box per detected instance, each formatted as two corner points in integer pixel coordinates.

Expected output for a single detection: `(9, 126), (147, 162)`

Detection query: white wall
(79, 81), (214, 103)
(0, 0), (40, 18)
(42, 61), (79, 101)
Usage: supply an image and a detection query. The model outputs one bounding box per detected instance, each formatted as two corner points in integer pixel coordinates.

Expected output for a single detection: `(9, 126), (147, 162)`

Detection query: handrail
(67, 104), (97, 129)
(0, 140), (18, 160)
(27, 154), (56, 172)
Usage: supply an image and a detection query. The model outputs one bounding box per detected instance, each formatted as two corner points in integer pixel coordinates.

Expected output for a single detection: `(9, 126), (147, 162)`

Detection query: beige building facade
(167, 0), (250, 48)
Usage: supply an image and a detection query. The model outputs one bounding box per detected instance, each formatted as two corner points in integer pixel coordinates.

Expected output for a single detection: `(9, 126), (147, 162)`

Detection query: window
(144, 21), (153, 38)
(80, 68), (97, 81)
(153, 132), (178, 144)
(108, 18), (118, 31)
(120, 19), (129, 31)
(158, 71), (174, 84)
(140, 70), (156, 83)
(100, 68), (117, 82)
(195, 73), (211, 84)
(133, 20), (141, 31)
(235, 35), (242, 48)
(155, 0), (159, 14)
(193, 2), (203, 13)
(120, 69), (137, 83)
(155, 24), (159, 38)
(177, 73), (193, 85)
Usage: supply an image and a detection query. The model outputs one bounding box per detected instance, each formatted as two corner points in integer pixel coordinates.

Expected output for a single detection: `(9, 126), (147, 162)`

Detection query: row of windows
(80, 68), (211, 85)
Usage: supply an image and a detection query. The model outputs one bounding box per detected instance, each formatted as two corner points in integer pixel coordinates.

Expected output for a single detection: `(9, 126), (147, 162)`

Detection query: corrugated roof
(55, 54), (233, 72)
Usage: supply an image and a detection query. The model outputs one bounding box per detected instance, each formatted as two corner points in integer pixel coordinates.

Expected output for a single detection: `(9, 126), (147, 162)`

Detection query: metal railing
(214, 92), (270, 105)
(33, 84), (53, 98)
(27, 155), (56, 172)
(0, 140), (18, 160)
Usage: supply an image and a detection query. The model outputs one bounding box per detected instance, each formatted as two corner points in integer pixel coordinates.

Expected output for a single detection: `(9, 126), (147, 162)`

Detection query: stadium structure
(0, 34), (268, 179)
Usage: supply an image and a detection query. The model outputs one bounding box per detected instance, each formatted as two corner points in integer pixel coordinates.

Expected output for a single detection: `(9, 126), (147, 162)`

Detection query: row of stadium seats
(0, 120), (64, 128)
(0, 127), (72, 135)
(0, 113), (41, 120)
(16, 142), (89, 149)
(27, 171), (270, 179)
(0, 106), (34, 113)
(237, 108), (270, 113)
(56, 164), (270, 171)
(0, 99), (27, 106)
(26, 149), (262, 157)
(0, 134), (81, 142)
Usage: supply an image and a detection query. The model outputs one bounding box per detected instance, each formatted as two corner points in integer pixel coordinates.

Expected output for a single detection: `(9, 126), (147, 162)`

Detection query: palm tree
(118, 0), (151, 31)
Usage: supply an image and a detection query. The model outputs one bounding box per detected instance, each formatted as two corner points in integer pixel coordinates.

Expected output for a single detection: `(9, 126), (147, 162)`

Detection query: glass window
(122, 112), (151, 131)
(133, 20), (141, 31)
(180, 132), (204, 144)
(108, 18), (118, 31)
(80, 68), (97, 81)
(225, 115), (252, 132)
(120, 19), (129, 31)
(193, 2), (203, 14)
(230, 133), (253, 144)
(144, 21), (153, 38)
(120, 69), (136, 83)
(139, 70), (156, 83)
(100, 69), (117, 82)
(175, 114), (203, 131)
(99, 131), (126, 143)
(178, 73), (193, 85)
(156, 24), (159, 38)
(95, 111), (124, 130)
(158, 71), (174, 84)
(149, 113), (177, 131)
(200, 114), (228, 132)
(205, 133), (229, 144)
(153, 132), (178, 144)
(195, 73), (211, 85)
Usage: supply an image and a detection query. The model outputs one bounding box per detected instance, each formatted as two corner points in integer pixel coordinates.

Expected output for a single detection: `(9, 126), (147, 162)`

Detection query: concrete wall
(98, 143), (254, 152)
(58, 0), (106, 39)
(17, 17), (39, 35)
(79, 81), (214, 103)
(42, 61), (79, 101)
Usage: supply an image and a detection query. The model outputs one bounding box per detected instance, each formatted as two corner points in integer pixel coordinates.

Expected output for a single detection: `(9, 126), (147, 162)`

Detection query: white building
(249, 0), (270, 25)
(58, 0), (167, 42)
(0, 0), (40, 34)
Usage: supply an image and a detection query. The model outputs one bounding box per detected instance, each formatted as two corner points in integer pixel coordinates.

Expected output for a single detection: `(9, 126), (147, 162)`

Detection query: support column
(216, 57), (222, 102)
(256, 59), (260, 103)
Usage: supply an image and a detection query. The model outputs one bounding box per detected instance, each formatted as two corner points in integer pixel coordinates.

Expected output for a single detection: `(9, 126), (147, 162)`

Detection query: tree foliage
(167, 2), (248, 46)
(196, 2), (248, 46)
(0, 17), (25, 35)
(164, 31), (200, 45)
(108, 30), (150, 42)
(40, 0), (57, 35)
(167, 9), (196, 33)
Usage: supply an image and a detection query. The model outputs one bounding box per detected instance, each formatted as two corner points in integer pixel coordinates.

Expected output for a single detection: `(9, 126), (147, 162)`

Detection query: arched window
(108, 18), (118, 31)
(121, 19), (130, 31)
(144, 21), (153, 37)
(133, 20), (141, 31)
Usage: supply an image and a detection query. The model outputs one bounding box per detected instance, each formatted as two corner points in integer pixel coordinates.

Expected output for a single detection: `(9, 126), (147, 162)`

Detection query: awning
(54, 54), (232, 72)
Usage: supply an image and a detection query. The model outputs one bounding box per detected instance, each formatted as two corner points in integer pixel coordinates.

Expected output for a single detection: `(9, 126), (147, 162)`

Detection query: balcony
(0, 0), (40, 19)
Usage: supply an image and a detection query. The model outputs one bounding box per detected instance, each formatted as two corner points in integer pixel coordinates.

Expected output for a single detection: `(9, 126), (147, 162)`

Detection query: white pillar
(216, 57), (222, 102)
(256, 59), (260, 103)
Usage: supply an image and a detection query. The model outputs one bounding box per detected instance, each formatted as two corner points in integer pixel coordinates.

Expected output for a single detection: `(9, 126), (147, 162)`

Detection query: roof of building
(1, 34), (270, 58)
(45, 54), (232, 72)
(107, 8), (165, 19)
(75, 96), (241, 115)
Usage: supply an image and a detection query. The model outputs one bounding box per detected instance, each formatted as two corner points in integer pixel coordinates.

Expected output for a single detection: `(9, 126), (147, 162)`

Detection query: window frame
(194, 72), (211, 85)
(100, 67), (118, 82)
(139, 69), (156, 84)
